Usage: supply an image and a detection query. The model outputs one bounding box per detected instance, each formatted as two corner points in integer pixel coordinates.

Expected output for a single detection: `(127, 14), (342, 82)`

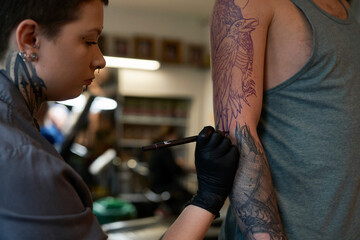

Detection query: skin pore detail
(1, 51), (47, 116)
(212, 0), (287, 239)
(211, 0), (258, 132)
(232, 123), (286, 239)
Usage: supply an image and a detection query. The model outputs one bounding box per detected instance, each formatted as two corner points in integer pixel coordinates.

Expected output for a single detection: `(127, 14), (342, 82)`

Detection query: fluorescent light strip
(57, 95), (118, 113)
(104, 56), (160, 71)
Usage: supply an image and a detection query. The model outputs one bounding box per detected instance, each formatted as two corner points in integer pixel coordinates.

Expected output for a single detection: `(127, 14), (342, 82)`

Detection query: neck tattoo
(2, 51), (47, 116)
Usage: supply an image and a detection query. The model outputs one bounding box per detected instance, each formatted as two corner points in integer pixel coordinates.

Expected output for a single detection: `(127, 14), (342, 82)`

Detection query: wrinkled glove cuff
(186, 193), (225, 219)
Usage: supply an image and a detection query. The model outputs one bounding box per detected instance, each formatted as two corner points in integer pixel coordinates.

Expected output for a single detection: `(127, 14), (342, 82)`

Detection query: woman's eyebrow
(86, 27), (103, 35)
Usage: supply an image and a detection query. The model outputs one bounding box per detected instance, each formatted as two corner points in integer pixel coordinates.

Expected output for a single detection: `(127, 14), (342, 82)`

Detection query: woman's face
(36, 0), (106, 101)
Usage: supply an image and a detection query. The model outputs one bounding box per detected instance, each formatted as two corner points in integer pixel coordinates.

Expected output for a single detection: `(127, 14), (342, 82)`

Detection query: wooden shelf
(119, 114), (187, 127)
(119, 138), (151, 148)
(117, 96), (191, 161)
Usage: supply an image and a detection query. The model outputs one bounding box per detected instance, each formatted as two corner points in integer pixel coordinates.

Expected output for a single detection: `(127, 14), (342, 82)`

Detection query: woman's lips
(84, 78), (94, 85)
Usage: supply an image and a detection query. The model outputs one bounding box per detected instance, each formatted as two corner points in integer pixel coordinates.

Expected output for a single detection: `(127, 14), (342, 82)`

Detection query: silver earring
(19, 51), (27, 62)
(30, 53), (38, 61)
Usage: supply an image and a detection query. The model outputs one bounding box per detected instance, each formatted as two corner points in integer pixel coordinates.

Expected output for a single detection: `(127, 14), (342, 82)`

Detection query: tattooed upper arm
(211, 0), (271, 135)
(211, 1), (287, 239)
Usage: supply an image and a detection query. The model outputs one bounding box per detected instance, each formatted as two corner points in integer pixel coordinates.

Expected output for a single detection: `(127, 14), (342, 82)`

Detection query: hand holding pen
(190, 126), (239, 218)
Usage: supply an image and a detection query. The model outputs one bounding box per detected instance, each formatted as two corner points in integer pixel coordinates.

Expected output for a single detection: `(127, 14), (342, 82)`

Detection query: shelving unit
(117, 96), (191, 162)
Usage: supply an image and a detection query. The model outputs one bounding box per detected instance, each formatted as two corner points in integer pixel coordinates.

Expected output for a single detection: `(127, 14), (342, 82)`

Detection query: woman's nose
(93, 46), (106, 70)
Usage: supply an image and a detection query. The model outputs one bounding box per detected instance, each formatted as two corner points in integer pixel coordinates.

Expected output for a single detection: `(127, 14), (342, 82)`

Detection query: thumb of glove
(196, 126), (215, 148)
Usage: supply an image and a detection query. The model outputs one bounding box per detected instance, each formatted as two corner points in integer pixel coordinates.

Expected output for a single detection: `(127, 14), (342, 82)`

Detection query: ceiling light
(104, 56), (160, 71)
(90, 96), (118, 113)
(57, 94), (118, 113)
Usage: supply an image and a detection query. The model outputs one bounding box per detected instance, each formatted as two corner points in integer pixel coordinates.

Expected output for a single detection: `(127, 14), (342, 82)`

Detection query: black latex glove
(188, 126), (239, 218)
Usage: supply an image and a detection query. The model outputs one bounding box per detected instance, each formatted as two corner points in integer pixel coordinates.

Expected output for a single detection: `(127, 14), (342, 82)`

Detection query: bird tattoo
(212, 0), (258, 131)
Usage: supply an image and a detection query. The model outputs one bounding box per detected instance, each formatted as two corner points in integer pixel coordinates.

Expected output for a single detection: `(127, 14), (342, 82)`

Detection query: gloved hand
(188, 126), (239, 218)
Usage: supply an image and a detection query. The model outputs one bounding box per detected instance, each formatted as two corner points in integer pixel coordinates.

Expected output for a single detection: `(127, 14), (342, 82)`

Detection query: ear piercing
(19, 51), (27, 62)
(19, 51), (38, 62)
(19, 44), (39, 62)
(30, 53), (38, 61)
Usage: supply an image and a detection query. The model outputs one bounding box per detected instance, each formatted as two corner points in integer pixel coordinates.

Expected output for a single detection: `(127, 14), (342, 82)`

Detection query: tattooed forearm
(211, 0), (258, 132)
(231, 123), (286, 240)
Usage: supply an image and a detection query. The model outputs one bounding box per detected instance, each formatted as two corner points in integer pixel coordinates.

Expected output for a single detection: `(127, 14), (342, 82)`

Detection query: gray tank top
(257, 0), (360, 239)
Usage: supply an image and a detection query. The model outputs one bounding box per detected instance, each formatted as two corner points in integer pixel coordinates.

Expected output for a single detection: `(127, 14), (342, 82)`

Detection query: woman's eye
(86, 41), (97, 46)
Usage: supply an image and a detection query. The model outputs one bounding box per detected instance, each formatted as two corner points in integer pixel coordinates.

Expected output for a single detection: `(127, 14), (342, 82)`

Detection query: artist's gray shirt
(0, 71), (107, 239)
(220, 0), (360, 239)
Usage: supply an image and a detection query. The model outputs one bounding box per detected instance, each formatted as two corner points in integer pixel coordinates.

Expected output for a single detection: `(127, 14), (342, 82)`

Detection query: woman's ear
(16, 19), (40, 61)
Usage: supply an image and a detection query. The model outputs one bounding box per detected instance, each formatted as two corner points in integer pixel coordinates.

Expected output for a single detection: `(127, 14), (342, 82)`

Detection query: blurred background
(36, 0), (359, 239)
